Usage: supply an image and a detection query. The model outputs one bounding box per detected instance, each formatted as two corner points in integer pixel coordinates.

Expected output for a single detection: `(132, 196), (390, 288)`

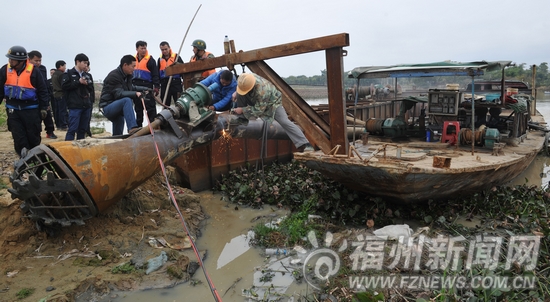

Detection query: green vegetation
(111, 262), (137, 274)
(90, 126), (105, 135)
(0, 104), (6, 129)
(252, 197), (322, 247)
(216, 160), (550, 301)
(16, 287), (35, 299)
(0, 177), (8, 190)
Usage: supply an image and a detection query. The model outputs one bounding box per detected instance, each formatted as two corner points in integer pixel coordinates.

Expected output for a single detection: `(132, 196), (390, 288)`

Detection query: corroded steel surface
(9, 114), (292, 227)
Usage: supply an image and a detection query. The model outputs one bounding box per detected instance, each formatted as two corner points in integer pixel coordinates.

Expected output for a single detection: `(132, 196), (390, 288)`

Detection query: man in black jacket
(61, 53), (94, 141)
(0, 46), (50, 156)
(99, 55), (141, 135)
(51, 60), (68, 130)
(28, 50), (57, 139)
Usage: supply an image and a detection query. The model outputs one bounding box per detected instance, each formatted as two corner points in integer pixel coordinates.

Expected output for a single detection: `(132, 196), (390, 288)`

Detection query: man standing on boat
(190, 39), (215, 82)
(0, 45), (50, 157)
(133, 40), (160, 127)
(232, 73), (313, 152)
(158, 41), (183, 106)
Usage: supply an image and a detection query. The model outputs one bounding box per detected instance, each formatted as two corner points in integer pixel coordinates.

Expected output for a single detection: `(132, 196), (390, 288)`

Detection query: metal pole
(532, 64), (537, 116)
(162, 4), (202, 105)
(352, 78), (360, 147)
(471, 74), (475, 155)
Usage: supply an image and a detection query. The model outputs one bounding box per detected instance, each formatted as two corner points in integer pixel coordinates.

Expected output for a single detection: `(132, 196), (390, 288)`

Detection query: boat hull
(295, 149), (539, 203)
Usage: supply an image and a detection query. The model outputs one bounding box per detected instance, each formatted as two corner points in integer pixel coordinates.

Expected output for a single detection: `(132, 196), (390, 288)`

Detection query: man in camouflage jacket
(233, 73), (313, 151)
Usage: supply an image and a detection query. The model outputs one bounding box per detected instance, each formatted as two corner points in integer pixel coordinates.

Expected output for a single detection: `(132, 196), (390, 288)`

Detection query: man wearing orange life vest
(133, 40), (160, 127)
(158, 41), (183, 106)
(0, 46), (50, 157)
(190, 39), (215, 81)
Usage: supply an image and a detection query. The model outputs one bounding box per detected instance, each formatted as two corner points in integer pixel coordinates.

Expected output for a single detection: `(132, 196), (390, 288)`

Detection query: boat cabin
(341, 61), (536, 150)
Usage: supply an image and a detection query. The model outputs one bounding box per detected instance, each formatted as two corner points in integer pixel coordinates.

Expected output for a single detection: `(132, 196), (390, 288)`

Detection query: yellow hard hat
(237, 73), (256, 95)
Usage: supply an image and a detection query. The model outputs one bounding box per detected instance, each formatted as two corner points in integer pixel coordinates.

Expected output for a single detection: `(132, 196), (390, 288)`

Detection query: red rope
(140, 96), (223, 302)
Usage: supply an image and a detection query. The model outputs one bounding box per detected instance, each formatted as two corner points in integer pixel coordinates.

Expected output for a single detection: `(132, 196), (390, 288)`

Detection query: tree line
(282, 62), (550, 89)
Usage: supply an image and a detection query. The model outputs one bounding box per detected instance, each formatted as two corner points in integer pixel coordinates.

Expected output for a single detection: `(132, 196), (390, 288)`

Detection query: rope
(459, 127), (485, 146)
(140, 97), (223, 302)
(255, 119), (268, 187)
(161, 4), (202, 105)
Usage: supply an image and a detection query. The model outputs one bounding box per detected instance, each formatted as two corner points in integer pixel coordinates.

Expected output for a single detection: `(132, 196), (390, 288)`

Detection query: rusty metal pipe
(9, 114), (290, 228)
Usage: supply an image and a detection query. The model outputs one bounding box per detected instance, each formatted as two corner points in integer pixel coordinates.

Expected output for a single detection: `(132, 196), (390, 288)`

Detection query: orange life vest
(133, 52), (152, 82)
(190, 51), (215, 78)
(4, 62), (37, 101)
(159, 51), (180, 79)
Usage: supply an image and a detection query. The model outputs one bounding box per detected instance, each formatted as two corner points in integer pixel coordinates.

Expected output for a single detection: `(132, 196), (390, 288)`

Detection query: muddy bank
(0, 164), (206, 302)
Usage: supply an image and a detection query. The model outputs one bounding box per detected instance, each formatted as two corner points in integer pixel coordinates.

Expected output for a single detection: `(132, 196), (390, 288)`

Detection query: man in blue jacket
(200, 70), (237, 111)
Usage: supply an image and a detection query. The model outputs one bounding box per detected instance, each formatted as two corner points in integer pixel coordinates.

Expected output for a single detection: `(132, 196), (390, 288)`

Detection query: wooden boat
(295, 61), (546, 203)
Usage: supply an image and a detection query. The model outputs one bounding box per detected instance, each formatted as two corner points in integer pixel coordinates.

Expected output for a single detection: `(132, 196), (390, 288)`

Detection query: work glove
(40, 110), (47, 120)
(154, 87), (159, 96)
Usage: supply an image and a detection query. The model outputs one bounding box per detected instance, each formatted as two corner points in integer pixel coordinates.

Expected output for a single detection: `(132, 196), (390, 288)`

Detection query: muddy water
(109, 191), (315, 302)
(509, 96), (550, 188)
(98, 96), (550, 301)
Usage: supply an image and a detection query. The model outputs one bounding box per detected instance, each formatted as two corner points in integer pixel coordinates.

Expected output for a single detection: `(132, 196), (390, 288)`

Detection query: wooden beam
(166, 33), (350, 76)
(326, 47), (348, 155)
(246, 60), (331, 135)
(246, 61), (331, 152)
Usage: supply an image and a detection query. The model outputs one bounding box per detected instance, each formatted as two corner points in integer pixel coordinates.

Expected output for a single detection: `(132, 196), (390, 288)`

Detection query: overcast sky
(2, 0), (548, 81)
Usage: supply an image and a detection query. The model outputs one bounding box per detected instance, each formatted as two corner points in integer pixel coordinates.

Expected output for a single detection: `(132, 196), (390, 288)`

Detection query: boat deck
(293, 114), (547, 202)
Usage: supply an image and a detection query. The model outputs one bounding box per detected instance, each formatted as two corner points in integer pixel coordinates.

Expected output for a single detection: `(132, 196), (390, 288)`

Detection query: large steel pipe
(9, 114), (291, 228)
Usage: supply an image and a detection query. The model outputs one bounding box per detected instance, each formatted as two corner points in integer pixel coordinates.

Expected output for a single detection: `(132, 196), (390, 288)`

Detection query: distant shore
(290, 85), (328, 99)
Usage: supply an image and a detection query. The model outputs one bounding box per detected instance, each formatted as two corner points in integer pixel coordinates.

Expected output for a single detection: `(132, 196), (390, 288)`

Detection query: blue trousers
(54, 96), (68, 129)
(65, 108), (92, 141)
(102, 97), (138, 135)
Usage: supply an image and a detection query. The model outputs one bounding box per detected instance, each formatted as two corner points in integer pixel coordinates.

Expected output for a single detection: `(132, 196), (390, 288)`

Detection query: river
(95, 94), (550, 302)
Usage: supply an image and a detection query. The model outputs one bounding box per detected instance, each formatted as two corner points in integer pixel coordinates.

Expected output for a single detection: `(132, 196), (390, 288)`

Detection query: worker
(158, 41), (183, 106)
(133, 40), (160, 127)
(190, 39), (215, 81)
(232, 73), (313, 152)
(0, 45), (50, 157)
(200, 69), (237, 111)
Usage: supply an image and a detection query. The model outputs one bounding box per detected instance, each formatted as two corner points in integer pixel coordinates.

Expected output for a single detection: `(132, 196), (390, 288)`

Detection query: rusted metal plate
(211, 139), (229, 166)
(171, 137), (295, 191)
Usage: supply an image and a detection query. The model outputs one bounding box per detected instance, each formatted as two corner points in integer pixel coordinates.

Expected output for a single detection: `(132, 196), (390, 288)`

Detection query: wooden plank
(166, 33), (350, 76)
(326, 47), (348, 155)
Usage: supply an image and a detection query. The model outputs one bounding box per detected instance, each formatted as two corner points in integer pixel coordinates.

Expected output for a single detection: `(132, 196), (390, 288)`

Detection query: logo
(300, 231), (540, 291)
(302, 231), (346, 290)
